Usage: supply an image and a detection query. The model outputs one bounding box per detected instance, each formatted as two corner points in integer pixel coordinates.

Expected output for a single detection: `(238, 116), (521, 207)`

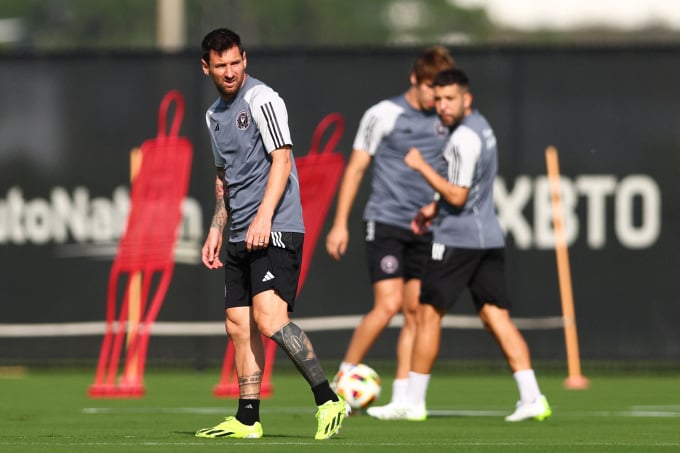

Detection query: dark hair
(432, 68), (469, 89)
(411, 46), (455, 83)
(201, 28), (243, 63)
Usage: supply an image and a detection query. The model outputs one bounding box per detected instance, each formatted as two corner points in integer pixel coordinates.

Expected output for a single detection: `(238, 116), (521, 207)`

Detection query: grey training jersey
(205, 75), (304, 242)
(353, 94), (449, 231)
(432, 110), (505, 249)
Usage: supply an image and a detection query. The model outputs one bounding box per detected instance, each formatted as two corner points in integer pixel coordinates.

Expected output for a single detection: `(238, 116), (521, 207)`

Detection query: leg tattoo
(271, 322), (326, 387)
(238, 371), (263, 399)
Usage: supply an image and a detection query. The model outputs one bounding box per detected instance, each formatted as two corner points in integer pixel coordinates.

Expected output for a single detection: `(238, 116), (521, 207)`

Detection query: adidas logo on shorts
(262, 271), (275, 282)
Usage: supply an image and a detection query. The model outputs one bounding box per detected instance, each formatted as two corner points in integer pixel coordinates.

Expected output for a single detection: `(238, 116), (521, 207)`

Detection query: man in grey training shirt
(369, 68), (552, 423)
(196, 28), (348, 440)
(325, 47), (454, 409)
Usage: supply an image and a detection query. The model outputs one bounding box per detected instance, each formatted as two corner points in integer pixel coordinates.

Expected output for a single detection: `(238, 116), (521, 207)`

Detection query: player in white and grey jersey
(205, 75), (304, 242)
(370, 68), (551, 423)
(433, 109), (504, 249)
(354, 95), (449, 229)
(326, 47), (454, 408)
(197, 28), (348, 441)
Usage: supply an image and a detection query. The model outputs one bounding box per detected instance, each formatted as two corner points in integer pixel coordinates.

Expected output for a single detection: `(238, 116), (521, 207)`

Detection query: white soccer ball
(336, 363), (381, 410)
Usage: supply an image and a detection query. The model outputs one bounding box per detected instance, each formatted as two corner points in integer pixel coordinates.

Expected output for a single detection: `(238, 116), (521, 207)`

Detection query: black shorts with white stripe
(223, 232), (304, 311)
(420, 246), (511, 312)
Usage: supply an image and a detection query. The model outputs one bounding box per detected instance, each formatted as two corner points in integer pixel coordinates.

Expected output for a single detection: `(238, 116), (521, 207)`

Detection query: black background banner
(0, 46), (678, 364)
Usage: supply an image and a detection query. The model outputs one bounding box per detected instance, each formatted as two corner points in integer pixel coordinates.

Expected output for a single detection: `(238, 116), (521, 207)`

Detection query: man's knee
(225, 307), (255, 340)
(226, 319), (251, 341)
(417, 303), (444, 326)
(401, 294), (419, 319)
(478, 303), (513, 332)
(250, 290), (291, 337)
(373, 279), (404, 315)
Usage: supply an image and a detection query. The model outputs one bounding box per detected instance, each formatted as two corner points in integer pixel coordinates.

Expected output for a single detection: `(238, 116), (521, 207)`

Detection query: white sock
(406, 371), (430, 407)
(390, 378), (408, 404)
(513, 369), (541, 404)
(339, 361), (356, 373)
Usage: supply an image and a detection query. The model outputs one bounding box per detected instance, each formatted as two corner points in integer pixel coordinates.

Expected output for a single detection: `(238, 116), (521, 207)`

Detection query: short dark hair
(201, 28), (243, 63)
(432, 68), (469, 89)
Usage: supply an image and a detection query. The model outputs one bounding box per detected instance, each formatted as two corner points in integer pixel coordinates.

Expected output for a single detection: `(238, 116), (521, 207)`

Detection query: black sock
(312, 380), (339, 406)
(235, 399), (260, 425)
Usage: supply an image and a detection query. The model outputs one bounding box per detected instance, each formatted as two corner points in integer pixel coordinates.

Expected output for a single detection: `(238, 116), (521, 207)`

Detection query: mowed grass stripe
(1, 441), (679, 447)
(81, 406), (680, 417)
(1, 369), (679, 452)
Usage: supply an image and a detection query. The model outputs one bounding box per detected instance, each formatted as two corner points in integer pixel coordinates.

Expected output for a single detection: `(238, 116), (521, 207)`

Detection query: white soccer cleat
(505, 395), (552, 422)
(366, 402), (427, 421)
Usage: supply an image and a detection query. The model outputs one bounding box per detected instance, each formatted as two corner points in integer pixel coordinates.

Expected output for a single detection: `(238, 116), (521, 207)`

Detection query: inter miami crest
(236, 110), (250, 130)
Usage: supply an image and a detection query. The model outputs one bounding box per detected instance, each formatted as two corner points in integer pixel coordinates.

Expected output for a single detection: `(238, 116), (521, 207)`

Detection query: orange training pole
(545, 146), (589, 390)
(124, 147), (143, 387)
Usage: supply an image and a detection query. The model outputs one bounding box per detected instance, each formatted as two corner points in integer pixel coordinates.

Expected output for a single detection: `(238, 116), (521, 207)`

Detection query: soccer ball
(335, 363), (381, 410)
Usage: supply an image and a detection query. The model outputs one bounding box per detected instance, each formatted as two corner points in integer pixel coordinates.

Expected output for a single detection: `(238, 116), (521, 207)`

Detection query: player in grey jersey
(196, 28), (348, 440)
(325, 47), (454, 408)
(369, 68), (551, 422)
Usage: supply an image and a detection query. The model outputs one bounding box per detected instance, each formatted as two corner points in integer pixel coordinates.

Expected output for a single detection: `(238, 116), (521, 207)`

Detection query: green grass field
(1, 366), (679, 452)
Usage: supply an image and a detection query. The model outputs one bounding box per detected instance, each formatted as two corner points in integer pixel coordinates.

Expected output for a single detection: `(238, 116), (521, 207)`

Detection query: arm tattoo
(211, 171), (228, 230)
(211, 197), (227, 230)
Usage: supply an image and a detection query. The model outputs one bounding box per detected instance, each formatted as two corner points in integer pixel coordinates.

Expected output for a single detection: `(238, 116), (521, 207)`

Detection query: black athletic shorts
(364, 221), (433, 283)
(419, 245), (511, 312)
(223, 232), (303, 312)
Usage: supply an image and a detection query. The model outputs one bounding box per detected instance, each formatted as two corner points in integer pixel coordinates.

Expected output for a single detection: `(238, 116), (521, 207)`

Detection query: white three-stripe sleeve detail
(352, 100), (402, 156)
(248, 85), (293, 152)
(443, 125), (481, 187)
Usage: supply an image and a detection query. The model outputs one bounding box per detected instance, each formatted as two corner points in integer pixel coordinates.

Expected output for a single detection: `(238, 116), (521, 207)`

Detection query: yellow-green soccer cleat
(315, 398), (351, 440)
(195, 416), (263, 438)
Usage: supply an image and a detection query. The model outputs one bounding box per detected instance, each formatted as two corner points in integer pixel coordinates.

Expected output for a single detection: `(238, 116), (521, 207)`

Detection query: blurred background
(1, 0), (679, 376)
(2, 0), (680, 51)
